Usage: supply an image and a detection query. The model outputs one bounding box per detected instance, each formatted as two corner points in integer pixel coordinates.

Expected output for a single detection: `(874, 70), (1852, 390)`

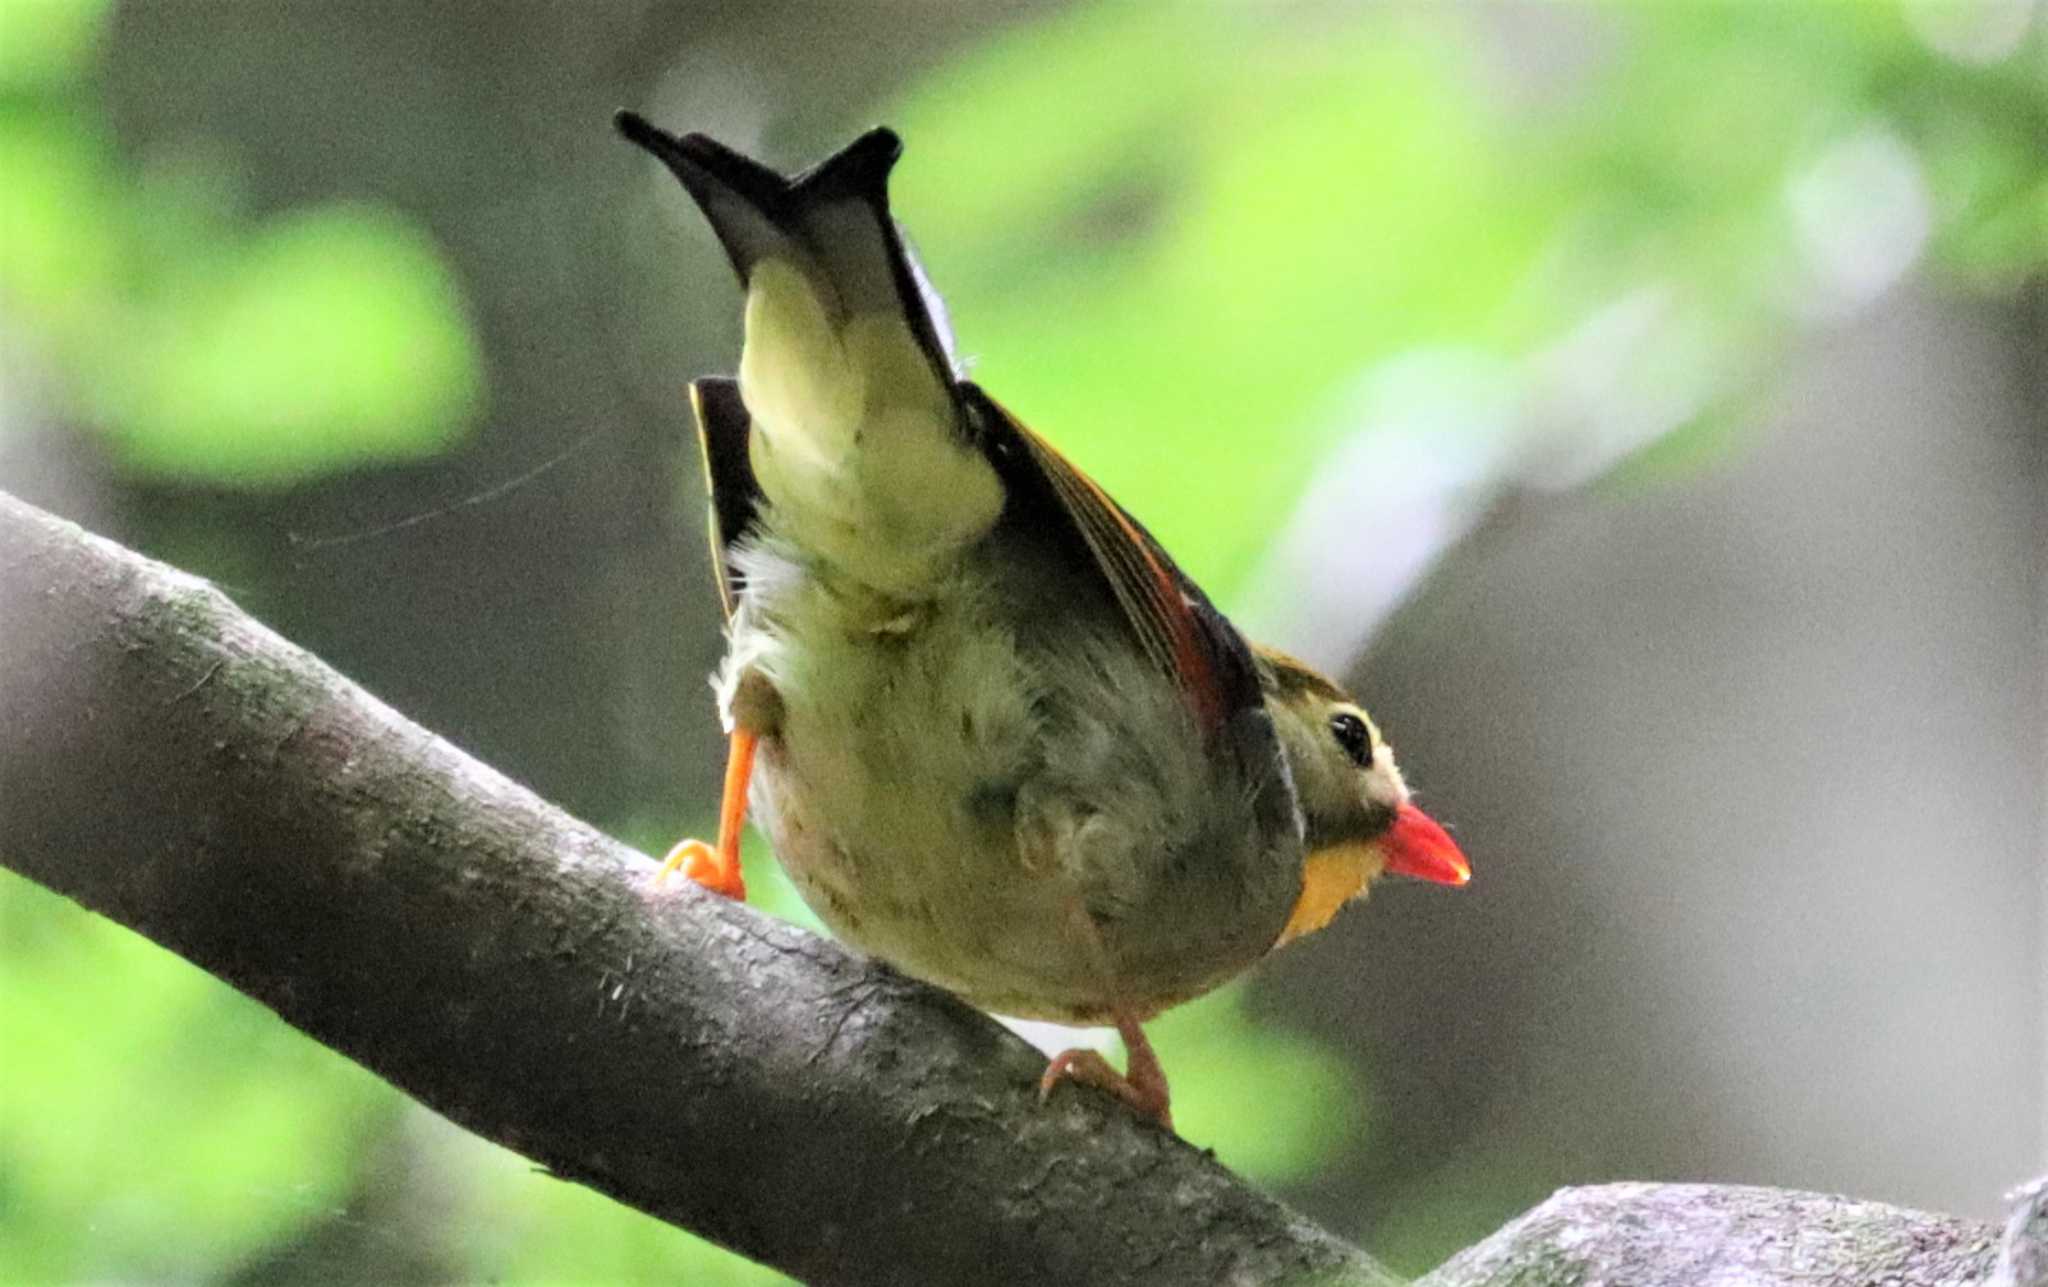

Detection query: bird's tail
(618, 113), (1002, 596)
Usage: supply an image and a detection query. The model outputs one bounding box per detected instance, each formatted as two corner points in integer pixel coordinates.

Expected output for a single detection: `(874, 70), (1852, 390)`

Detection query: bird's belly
(756, 749), (1276, 1024)
(754, 745), (1100, 1019)
(729, 567), (1298, 1024)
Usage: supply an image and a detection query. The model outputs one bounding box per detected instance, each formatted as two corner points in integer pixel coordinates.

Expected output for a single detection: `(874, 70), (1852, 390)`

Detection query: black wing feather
(689, 377), (761, 621)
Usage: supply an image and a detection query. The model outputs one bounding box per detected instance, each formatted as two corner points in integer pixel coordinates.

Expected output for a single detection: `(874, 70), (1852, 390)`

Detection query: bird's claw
(1039, 1047), (1172, 1128)
(655, 837), (746, 901)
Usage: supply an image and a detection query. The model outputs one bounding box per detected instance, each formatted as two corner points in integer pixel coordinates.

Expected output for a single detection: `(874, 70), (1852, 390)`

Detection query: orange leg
(1039, 1012), (1172, 1129)
(655, 728), (756, 900)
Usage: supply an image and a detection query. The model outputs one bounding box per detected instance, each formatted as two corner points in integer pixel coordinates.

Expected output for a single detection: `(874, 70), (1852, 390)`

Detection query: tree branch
(0, 489), (2020, 1287)
(1419, 1181), (2008, 1287)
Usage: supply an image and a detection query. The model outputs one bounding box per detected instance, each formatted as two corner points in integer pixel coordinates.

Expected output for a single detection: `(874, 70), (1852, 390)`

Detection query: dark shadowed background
(2, 1), (2042, 1281)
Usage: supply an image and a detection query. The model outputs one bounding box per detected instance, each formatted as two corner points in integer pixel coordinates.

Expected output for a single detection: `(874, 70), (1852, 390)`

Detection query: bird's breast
(721, 532), (1303, 1022)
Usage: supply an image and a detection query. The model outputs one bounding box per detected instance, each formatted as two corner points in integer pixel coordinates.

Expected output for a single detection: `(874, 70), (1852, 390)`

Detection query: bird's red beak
(1381, 802), (1470, 887)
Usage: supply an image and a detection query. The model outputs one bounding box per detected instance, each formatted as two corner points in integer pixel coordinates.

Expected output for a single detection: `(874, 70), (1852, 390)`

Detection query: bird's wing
(964, 385), (1263, 741)
(689, 376), (761, 621)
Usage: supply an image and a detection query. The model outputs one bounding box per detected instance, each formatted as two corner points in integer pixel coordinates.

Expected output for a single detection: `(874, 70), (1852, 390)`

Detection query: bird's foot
(1039, 1017), (1173, 1129)
(651, 728), (756, 901)
(654, 837), (745, 900)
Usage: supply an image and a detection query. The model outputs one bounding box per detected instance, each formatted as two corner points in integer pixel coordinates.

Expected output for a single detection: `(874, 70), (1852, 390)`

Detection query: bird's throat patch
(1277, 842), (1383, 947)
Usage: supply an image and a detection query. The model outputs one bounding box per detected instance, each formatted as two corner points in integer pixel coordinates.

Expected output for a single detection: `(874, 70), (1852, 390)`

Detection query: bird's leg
(1039, 1012), (1172, 1129)
(654, 727), (757, 900)
(1038, 895), (1174, 1127)
(1115, 1015), (1171, 1122)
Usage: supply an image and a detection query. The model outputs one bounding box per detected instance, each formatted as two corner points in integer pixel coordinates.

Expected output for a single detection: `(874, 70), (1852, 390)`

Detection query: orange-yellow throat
(1277, 842), (1383, 947)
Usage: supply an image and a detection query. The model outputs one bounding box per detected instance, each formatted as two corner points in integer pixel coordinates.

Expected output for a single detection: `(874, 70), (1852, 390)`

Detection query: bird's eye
(1329, 711), (1372, 768)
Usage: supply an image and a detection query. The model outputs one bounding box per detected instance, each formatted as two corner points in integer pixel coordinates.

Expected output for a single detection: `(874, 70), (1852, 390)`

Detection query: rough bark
(1420, 1181), (2013, 1287)
(0, 488), (2028, 1287)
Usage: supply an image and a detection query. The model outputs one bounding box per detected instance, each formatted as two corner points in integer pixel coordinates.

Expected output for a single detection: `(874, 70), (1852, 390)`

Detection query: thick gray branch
(0, 489), (2019, 1287)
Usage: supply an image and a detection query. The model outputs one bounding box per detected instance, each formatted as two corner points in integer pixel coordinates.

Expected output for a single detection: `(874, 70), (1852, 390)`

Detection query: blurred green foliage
(893, 4), (1546, 593)
(0, 0), (105, 93)
(2, 0), (2041, 1282)
(110, 203), (480, 482)
(0, 0), (479, 483)
(1, 880), (394, 1281)
(893, 0), (2042, 595)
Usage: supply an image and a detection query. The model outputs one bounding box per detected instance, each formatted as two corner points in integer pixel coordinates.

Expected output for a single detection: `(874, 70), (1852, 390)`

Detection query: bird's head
(1256, 646), (1470, 947)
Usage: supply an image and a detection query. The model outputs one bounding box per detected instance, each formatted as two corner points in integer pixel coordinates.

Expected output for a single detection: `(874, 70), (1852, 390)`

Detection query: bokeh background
(2, 0), (2043, 1282)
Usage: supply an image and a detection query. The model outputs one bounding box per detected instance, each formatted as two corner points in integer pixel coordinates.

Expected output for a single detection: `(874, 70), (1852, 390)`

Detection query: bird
(616, 111), (1469, 1128)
